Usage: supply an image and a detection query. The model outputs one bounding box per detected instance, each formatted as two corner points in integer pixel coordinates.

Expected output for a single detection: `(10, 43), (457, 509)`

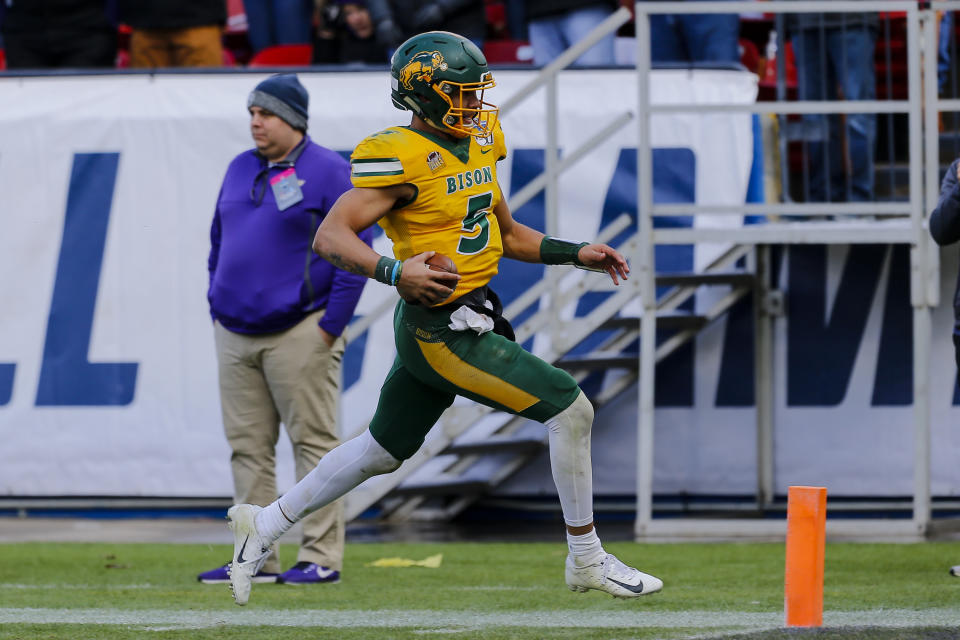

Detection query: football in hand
(426, 252), (458, 275)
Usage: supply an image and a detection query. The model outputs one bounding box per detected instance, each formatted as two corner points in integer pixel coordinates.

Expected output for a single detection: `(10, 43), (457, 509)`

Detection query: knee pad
(360, 430), (403, 475)
(546, 390), (594, 439)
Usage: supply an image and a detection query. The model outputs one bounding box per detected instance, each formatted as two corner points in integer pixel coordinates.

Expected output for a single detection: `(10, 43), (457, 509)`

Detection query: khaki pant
(215, 310), (344, 572)
(130, 25), (223, 68)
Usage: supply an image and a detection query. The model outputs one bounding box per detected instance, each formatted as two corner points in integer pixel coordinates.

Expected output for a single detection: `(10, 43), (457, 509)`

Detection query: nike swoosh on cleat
(236, 536), (250, 563)
(607, 577), (645, 593)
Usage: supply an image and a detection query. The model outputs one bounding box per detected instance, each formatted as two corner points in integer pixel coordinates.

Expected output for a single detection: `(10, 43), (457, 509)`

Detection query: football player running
(225, 30), (663, 606)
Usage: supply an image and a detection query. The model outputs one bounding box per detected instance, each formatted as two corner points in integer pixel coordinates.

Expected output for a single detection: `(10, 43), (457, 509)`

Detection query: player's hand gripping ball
(426, 252), (459, 299)
(426, 252), (458, 276)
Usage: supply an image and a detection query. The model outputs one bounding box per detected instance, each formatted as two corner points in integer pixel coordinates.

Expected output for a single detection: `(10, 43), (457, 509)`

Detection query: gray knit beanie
(247, 74), (309, 132)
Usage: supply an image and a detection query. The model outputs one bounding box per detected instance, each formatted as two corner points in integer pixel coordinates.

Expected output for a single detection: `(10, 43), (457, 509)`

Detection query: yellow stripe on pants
(416, 339), (539, 413)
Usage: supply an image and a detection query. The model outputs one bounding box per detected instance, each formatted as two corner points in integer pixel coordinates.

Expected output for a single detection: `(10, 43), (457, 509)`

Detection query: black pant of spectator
(954, 333), (960, 371)
(4, 28), (116, 69)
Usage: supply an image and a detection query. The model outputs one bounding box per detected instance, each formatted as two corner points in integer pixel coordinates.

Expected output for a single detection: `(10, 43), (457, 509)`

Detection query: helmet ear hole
(411, 91), (434, 109)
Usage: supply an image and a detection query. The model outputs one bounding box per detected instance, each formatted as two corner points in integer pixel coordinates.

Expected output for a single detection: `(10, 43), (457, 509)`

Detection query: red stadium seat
(248, 44), (313, 67)
(483, 40), (533, 65)
(0, 49), (6, 71)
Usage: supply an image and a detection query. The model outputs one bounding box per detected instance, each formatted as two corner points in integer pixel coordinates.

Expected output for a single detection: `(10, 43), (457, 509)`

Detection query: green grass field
(0, 540), (957, 639)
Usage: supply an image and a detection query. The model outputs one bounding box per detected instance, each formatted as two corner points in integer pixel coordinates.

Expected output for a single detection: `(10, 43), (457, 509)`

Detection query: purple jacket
(208, 136), (372, 336)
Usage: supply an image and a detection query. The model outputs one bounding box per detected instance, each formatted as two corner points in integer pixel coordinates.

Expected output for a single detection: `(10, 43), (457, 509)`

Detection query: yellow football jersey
(350, 123), (508, 305)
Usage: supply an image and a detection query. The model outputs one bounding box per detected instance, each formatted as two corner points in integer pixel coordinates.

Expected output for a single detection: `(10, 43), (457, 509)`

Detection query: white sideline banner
(0, 69), (953, 502)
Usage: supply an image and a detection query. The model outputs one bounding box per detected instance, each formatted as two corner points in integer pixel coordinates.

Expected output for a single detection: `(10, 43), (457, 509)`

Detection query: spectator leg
(794, 29), (835, 203)
(650, 14), (686, 63)
(169, 25), (224, 67)
(939, 11), (953, 95)
(559, 6), (615, 67)
(830, 26), (877, 202)
(680, 8), (740, 64)
(2, 31), (54, 68)
(243, 0), (276, 54)
(215, 321), (284, 575)
(130, 28), (175, 68)
(271, 0), (314, 45)
(528, 15), (567, 67)
(266, 310), (344, 571)
(55, 28), (117, 68)
(505, 0), (527, 41)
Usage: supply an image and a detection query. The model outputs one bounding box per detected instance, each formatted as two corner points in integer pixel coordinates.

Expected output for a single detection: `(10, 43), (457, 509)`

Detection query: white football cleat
(227, 504), (272, 606)
(565, 553), (663, 598)
(950, 565), (960, 577)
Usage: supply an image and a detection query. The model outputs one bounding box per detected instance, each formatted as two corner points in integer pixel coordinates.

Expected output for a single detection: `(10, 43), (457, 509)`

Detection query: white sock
(567, 528), (606, 567)
(255, 501), (296, 544)
(255, 430), (401, 542)
(545, 391), (595, 528)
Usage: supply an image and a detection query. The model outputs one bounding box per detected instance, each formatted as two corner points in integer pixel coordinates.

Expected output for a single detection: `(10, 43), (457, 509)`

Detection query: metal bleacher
(341, 1), (948, 542)
(341, 7), (767, 524)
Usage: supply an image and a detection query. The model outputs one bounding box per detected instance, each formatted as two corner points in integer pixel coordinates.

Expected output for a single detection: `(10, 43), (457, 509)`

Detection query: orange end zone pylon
(784, 485), (827, 627)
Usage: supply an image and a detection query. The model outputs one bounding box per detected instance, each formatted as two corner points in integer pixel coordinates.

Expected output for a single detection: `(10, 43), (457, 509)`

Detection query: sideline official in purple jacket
(201, 74), (372, 587)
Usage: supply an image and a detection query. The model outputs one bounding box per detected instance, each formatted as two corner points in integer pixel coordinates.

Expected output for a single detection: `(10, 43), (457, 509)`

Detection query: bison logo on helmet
(399, 50), (448, 91)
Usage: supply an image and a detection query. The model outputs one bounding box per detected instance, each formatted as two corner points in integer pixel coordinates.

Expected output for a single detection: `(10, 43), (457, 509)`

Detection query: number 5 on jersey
(458, 191), (493, 255)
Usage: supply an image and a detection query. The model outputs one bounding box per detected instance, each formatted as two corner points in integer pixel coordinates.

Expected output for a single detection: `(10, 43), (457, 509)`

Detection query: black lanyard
(249, 137), (309, 206)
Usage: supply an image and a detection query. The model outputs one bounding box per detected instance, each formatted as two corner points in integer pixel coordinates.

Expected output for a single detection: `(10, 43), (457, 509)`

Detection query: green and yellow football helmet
(390, 31), (498, 137)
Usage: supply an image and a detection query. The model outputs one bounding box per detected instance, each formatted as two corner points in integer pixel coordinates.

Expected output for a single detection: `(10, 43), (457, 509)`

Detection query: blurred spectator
(504, 0), (526, 41)
(939, 10), (953, 96)
(525, 0), (617, 68)
(1, 0), (116, 69)
(365, 0), (485, 54)
(649, 0), (740, 64)
(314, 0), (388, 64)
(243, 0), (314, 55)
(789, 10), (878, 203)
(118, 0), (226, 68)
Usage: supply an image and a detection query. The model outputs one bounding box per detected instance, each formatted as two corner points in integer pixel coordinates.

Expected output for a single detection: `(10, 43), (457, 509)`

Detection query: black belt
(437, 286), (515, 342)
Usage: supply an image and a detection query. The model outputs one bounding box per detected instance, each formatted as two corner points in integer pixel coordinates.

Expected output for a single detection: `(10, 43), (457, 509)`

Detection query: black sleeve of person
(435, 0), (481, 14)
(312, 36), (340, 64)
(930, 158), (960, 246)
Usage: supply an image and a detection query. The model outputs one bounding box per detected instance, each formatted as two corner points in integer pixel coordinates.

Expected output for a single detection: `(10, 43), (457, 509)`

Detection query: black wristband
(540, 237), (589, 266)
(374, 256), (402, 285)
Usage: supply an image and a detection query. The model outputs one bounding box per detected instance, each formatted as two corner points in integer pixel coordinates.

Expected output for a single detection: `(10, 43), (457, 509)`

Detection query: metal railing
(341, 2), (947, 539)
(346, 8), (635, 346)
(634, 0), (936, 540)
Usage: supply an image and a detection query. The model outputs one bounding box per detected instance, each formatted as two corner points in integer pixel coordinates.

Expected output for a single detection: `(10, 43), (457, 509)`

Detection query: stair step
(394, 477), (491, 497)
(601, 312), (708, 332)
(655, 272), (754, 287)
(445, 436), (545, 456)
(554, 353), (638, 371)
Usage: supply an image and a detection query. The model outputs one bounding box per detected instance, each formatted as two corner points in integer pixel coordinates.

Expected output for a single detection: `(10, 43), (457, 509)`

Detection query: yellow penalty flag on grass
(365, 553), (443, 568)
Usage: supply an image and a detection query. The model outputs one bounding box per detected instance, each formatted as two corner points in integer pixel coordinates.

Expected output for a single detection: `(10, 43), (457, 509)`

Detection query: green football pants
(368, 300), (582, 460)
